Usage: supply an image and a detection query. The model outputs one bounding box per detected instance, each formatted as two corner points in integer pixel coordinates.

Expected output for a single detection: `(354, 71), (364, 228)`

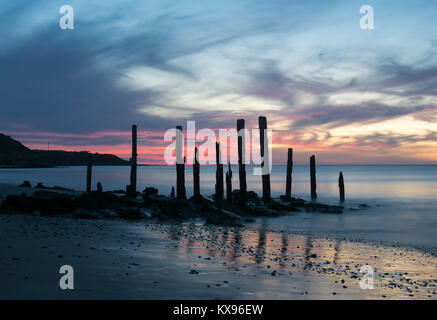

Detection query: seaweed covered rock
(19, 181), (31, 188)
(73, 209), (100, 220)
(146, 198), (202, 220)
(116, 207), (143, 220)
(142, 187), (159, 198)
(1, 191), (75, 215)
(304, 202), (344, 214)
(205, 207), (244, 227)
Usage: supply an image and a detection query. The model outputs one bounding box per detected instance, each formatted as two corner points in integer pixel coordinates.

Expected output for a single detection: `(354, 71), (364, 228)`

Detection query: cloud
(289, 104), (435, 129)
(1, 0), (437, 164)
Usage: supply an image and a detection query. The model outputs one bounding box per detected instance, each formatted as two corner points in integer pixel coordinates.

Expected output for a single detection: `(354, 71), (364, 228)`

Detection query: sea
(1, 165), (436, 249)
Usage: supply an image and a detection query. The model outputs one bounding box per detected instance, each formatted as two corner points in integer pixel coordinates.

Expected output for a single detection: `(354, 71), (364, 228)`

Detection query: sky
(1, 0), (437, 164)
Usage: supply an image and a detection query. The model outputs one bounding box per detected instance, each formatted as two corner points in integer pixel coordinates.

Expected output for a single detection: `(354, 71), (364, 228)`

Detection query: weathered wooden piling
(285, 148), (293, 199)
(193, 147), (200, 198)
(339, 171), (345, 201)
(259, 116), (271, 202)
(97, 182), (102, 193)
(171, 187), (175, 199)
(129, 124), (137, 197)
(310, 155), (317, 199)
(176, 125), (186, 199)
(215, 142), (224, 200)
(226, 163), (232, 202)
(237, 119), (247, 202)
(86, 153), (92, 193)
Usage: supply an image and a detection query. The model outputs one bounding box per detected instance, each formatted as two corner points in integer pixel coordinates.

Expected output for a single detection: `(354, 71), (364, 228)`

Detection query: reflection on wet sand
(255, 221), (267, 265)
(153, 221), (437, 299)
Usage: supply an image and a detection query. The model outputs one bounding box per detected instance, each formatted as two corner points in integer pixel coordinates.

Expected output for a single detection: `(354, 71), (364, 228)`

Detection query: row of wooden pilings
(171, 116), (345, 203)
(86, 118), (346, 202)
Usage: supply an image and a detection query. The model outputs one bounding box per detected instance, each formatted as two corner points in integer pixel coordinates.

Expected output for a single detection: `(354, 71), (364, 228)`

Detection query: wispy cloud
(1, 0), (436, 164)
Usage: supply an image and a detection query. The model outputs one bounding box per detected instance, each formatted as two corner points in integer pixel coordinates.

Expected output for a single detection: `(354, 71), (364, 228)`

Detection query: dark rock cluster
(0, 183), (345, 226)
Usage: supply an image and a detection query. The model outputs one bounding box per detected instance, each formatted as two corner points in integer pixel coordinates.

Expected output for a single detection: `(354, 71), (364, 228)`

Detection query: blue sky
(1, 0), (437, 164)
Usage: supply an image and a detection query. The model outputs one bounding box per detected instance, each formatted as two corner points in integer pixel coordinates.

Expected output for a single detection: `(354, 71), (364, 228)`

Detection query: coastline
(0, 183), (436, 299)
(1, 214), (436, 299)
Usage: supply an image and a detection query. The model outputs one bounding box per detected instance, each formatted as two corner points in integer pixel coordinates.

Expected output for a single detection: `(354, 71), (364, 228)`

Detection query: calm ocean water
(1, 165), (436, 248)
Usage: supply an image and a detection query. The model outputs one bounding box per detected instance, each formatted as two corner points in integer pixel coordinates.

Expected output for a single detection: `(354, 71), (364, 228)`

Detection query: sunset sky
(1, 0), (437, 164)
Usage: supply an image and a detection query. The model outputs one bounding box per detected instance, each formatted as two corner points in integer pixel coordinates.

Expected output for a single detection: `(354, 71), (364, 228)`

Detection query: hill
(0, 134), (130, 167)
(0, 133), (30, 153)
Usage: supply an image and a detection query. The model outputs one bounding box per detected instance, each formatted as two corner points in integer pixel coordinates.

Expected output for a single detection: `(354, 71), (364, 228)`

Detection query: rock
(100, 209), (117, 218)
(149, 198), (201, 220)
(32, 191), (60, 200)
(110, 189), (126, 194)
(117, 207), (142, 220)
(143, 187), (158, 197)
(1, 192), (75, 215)
(139, 208), (152, 218)
(232, 190), (260, 202)
(268, 201), (291, 211)
(304, 202), (343, 214)
(189, 270), (199, 274)
(19, 181), (31, 188)
(73, 209), (100, 220)
(205, 208), (244, 227)
(76, 193), (99, 210)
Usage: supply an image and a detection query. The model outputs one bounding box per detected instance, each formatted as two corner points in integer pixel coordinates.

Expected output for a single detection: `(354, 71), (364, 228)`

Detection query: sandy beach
(1, 207), (436, 299)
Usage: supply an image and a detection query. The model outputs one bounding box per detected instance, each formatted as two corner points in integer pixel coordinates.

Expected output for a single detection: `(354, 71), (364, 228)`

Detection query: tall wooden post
(226, 163), (232, 202)
(86, 153), (92, 193)
(193, 147), (200, 198)
(310, 155), (317, 199)
(215, 142), (224, 200)
(237, 119), (247, 202)
(176, 125), (186, 199)
(129, 124), (137, 197)
(285, 148), (293, 199)
(259, 116), (271, 202)
(339, 171), (345, 201)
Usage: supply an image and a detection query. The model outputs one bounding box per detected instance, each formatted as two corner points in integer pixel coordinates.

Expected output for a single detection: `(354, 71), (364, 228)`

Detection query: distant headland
(0, 133), (129, 167)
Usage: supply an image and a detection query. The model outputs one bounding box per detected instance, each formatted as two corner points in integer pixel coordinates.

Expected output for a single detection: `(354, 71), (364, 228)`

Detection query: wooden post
(97, 182), (102, 193)
(285, 148), (293, 199)
(237, 119), (247, 202)
(193, 147), (200, 198)
(215, 142), (224, 200)
(171, 187), (175, 199)
(310, 155), (317, 199)
(86, 153), (92, 193)
(339, 171), (345, 201)
(226, 163), (232, 202)
(259, 116), (271, 202)
(176, 125), (186, 199)
(129, 124), (137, 197)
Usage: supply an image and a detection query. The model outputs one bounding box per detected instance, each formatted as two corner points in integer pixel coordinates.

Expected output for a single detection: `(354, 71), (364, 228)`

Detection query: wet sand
(1, 213), (436, 299)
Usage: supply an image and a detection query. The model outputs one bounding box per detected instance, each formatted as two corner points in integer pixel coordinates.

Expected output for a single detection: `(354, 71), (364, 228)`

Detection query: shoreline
(1, 183), (436, 299)
(1, 214), (436, 299)
(1, 182), (436, 255)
